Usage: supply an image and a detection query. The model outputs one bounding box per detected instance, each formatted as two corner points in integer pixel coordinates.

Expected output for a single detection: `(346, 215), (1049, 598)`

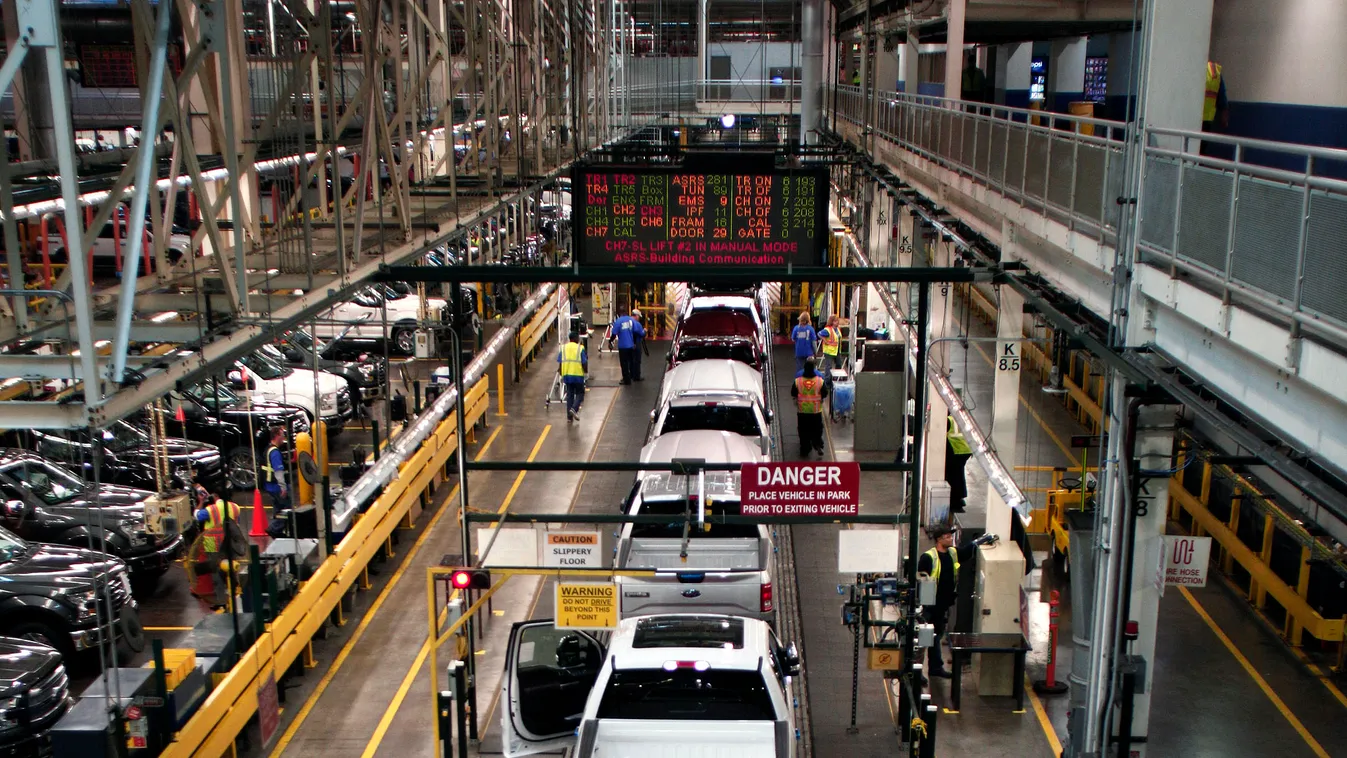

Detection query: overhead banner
(739, 462), (861, 517)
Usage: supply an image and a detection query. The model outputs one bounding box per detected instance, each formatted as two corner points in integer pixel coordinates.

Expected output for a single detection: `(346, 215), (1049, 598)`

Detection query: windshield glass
(2, 459), (85, 504)
(631, 498), (757, 539)
(596, 668), (775, 721)
(660, 406), (761, 438)
(186, 383), (240, 409)
(103, 421), (148, 452)
(679, 311), (759, 339)
(239, 351), (290, 380)
(288, 330), (318, 352)
(352, 287), (385, 308)
(0, 527), (27, 560)
(676, 342), (758, 366)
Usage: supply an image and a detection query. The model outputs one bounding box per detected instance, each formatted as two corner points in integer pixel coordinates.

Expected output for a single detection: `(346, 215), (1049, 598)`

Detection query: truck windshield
(0, 527), (27, 560)
(3, 460), (85, 504)
(675, 341), (757, 366)
(631, 500), (759, 539)
(679, 311), (758, 339)
(660, 406), (760, 438)
(239, 352), (291, 381)
(596, 668), (776, 721)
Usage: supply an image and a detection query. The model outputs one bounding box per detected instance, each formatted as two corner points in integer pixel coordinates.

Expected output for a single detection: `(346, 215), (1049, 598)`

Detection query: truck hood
(587, 720), (777, 757)
(276, 369), (344, 399)
(0, 637), (62, 692)
(0, 543), (124, 591)
(120, 437), (220, 466)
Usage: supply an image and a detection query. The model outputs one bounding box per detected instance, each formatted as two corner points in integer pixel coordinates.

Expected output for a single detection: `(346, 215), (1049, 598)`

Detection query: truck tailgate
(588, 720), (777, 757)
(623, 537), (762, 570)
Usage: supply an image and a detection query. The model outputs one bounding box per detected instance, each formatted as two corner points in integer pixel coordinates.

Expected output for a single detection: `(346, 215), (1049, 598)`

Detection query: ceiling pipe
(331, 283), (558, 532)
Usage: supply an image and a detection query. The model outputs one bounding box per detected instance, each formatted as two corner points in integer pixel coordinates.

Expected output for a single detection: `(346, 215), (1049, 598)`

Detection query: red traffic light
(449, 568), (491, 590)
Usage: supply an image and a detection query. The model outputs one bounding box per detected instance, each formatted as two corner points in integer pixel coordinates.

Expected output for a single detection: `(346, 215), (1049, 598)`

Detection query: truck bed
(582, 719), (780, 757)
(622, 537), (764, 570)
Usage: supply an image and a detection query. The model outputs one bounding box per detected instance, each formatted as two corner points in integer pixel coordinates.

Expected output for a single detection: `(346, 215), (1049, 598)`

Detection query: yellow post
(497, 363), (507, 416)
(1254, 512), (1274, 608)
(294, 432), (315, 506)
(1291, 546), (1311, 645)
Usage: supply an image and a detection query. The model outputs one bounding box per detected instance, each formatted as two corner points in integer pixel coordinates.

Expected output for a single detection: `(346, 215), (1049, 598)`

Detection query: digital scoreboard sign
(573, 166), (829, 267)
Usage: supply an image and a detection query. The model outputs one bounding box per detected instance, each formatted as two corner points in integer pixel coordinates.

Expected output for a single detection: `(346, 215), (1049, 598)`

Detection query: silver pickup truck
(616, 430), (775, 623)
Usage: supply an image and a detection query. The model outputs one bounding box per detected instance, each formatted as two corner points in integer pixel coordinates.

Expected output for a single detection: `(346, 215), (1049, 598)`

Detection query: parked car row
(499, 282), (799, 758)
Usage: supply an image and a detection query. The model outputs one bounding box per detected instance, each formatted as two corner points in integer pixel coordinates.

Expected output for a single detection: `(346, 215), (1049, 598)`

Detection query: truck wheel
(118, 606), (147, 655)
(393, 327), (417, 355)
(5, 620), (75, 661)
(228, 447), (258, 489)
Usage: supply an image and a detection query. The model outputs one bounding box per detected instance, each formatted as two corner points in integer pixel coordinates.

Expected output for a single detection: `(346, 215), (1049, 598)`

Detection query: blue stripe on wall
(1050, 92), (1086, 115)
(1005, 89), (1031, 110)
(1226, 101), (1347, 177)
(917, 82), (945, 97)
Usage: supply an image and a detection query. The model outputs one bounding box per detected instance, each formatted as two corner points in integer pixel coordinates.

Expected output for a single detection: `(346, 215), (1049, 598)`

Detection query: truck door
(502, 620), (605, 757)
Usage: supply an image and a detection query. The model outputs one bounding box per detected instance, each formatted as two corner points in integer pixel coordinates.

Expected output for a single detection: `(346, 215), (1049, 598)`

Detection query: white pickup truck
(616, 430), (775, 622)
(226, 350), (352, 435)
(650, 359), (773, 454)
(313, 285), (449, 355)
(502, 614), (800, 758)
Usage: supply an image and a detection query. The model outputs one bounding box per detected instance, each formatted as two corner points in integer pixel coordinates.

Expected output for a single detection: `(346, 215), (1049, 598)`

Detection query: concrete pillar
(874, 42), (899, 94)
(985, 284), (1024, 540)
(1002, 42), (1032, 109)
(1141, 0), (1213, 147)
(1049, 36), (1088, 113)
(800, 0), (823, 144)
(903, 29), (920, 94)
(943, 0), (966, 100)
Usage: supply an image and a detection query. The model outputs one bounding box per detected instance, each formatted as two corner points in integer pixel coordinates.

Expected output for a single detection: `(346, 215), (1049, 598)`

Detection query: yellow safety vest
(202, 499), (240, 554)
(820, 327), (839, 356)
(795, 376), (823, 414)
(1203, 62), (1222, 123)
(947, 416), (972, 455)
(925, 547), (959, 584)
(560, 342), (585, 377)
(264, 445), (280, 483)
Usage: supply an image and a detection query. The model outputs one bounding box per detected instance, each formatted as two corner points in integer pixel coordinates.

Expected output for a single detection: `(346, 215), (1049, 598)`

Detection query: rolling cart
(830, 368), (855, 422)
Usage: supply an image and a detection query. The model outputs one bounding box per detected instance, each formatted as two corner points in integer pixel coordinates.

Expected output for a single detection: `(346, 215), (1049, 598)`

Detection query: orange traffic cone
(249, 488), (269, 538)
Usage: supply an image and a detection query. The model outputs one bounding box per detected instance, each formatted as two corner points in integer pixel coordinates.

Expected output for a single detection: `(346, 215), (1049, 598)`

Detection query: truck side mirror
(783, 642), (801, 677)
(3, 499), (28, 517)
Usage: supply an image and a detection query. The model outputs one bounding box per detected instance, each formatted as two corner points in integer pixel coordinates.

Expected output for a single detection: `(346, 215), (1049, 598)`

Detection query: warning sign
(738, 462), (861, 517)
(555, 582), (619, 630)
(1162, 535), (1212, 587)
(542, 530), (601, 568)
(867, 648), (903, 670)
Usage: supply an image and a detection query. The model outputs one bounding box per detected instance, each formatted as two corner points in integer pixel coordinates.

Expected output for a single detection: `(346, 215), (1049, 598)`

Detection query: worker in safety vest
(917, 525), (960, 679)
(817, 314), (842, 376)
(557, 331), (588, 423)
(262, 427), (290, 511)
(1200, 60), (1232, 160)
(946, 415), (972, 513)
(791, 359), (830, 458)
(191, 494), (242, 609)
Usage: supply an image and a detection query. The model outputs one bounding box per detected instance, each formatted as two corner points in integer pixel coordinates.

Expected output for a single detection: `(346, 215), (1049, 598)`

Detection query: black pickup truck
(0, 527), (145, 661)
(28, 419), (226, 495)
(0, 637), (70, 758)
(0, 451), (182, 590)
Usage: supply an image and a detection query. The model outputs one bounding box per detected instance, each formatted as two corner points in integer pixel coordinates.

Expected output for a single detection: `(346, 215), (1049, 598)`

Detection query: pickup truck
(616, 430), (774, 622)
(0, 637), (70, 757)
(650, 359), (773, 453)
(227, 350), (352, 435)
(502, 614), (800, 758)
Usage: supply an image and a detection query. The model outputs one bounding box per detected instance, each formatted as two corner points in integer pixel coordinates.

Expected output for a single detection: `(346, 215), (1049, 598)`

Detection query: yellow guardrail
(162, 376), (491, 758)
(515, 292), (559, 367)
(1169, 447), (1346, 647)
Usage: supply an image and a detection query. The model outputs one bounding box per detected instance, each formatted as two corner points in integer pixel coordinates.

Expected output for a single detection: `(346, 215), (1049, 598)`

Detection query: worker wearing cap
(612, 307), (645, 385)
(791, 358), (829, 457)
(917, 525), (959, 679)
(557, 330), (588, 423)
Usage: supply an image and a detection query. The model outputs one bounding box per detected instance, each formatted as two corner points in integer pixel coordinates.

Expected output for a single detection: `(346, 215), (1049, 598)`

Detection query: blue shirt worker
(262, 427), (290, 511)
(557, 331), (588, 423)
(613, 308), (645, 385)
(791, 312), (817, 373)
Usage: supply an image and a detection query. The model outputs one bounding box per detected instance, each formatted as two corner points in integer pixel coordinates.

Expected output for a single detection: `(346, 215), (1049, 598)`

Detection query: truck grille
(19, 664), (71, 729)
(337, 387), (353, 416)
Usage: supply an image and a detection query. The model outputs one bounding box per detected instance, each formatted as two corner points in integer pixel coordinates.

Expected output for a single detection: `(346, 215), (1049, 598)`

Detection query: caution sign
(541, 530), (601, 568)
(556, 582), (618, 630)
(867, 648), (903, 671)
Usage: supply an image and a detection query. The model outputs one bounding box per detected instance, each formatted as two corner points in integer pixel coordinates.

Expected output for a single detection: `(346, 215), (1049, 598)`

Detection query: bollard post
(497, 363), (507, 416)
(1033, 589), (1069, 695)
(451, 660), (469, 758)
(370, 419), (381, 461)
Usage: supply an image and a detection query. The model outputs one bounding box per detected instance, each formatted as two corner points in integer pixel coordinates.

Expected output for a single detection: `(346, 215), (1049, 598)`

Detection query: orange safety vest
(1203, 62), (1222, 123)
(201, 499), (240, 554)
(795, 376), (823, 414)
(820, 327), (839, 356)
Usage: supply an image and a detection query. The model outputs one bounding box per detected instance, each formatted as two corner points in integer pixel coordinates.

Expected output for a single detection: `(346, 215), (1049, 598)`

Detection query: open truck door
(502, 620), (605, 757)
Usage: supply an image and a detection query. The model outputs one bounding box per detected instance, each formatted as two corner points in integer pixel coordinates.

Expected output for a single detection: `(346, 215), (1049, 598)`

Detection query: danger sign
(541, 530), (601, 568)
(1161, 535), (1212, 588)
(556, 583), (618, 630)
(738, 462), (860, 517)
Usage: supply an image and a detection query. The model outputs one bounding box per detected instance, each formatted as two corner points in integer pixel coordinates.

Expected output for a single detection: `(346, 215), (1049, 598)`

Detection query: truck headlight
(320, 393), (338, 413)
(292, 414), (310, 433)
(72, 589), (100, 621)
(121, 521), (149, 547)
(0, 696), (19, 723)
(358, 363), (376, 380)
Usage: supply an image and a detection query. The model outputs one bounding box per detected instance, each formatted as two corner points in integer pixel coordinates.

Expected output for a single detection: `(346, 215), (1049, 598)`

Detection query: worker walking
(946, 416), (972, 513)
(557, 331), (588, 423)
(192, 493), (243, 610)
(817, 314), (842, 377)
(791, 359), (830, 457)
(791, 312), (817, 373)
(918, 525), (960, 679)
(613, 307), (645, 385)
(1200, 60), (1232, 160)
(262, 427), (290, 511)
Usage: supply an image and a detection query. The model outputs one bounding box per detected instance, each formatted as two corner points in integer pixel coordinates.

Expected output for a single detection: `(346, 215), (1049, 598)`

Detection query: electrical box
(143, 493), (192, 536)
(414, 330), (432, 359)
(854, 369), (907, 451)
(973, 539), (1026, 697)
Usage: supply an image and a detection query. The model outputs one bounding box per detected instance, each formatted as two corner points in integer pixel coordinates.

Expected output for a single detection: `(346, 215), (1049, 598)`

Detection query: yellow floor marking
(1179, 586), (1331, 758)
(1026, 675), (1064, 755)
(144, 626), (194, 632)
(267, 425), (502, 758)
(358, 424), (550, 758)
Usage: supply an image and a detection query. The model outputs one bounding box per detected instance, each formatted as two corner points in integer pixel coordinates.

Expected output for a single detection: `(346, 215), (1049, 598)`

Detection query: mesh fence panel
(1176, 166), (1234, 274)
(1302, 191), (1347, 325)
(1139, 155), (1179, 253)
(1230, 176), (1304, 302)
